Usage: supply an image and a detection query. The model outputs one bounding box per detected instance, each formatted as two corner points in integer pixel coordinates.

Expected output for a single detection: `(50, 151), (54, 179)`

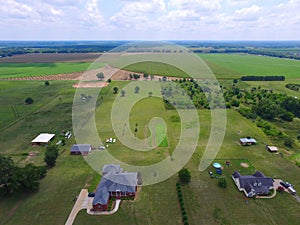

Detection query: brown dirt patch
(73, 81), (109, 88)
(240, 162), (249, 168)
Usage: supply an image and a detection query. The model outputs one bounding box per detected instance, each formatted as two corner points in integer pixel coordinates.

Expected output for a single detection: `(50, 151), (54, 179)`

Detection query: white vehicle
(288, 186), (296, 195)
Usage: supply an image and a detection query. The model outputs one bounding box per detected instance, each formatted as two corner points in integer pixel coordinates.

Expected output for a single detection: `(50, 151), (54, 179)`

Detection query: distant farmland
(199, 53), (300, 79)
(0, 53), (102, 63)
(0, 62), (104, 78)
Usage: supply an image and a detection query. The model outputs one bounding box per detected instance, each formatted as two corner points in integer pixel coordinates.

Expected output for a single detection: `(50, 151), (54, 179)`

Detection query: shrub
(218, 177), (227, 188)
(284, 137), (294, 148)
(25, 97), (34, 104)
(178, 168), (191, 184)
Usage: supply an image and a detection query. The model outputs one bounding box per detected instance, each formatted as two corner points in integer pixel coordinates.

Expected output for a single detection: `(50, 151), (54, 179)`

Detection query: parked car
(280, 181), (293, 188)
(88, 192), (95, 197)
(288, 186), (296, 195)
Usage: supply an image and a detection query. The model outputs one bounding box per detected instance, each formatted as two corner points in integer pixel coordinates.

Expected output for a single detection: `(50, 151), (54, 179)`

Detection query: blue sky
(0, 0), (299, 40)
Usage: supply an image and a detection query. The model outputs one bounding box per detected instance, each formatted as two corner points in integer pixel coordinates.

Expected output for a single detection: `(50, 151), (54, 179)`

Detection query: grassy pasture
(0, 62), (104, 78)
(1, 54), (300, 225)
(122, 61), (189, 78)
(199, 53), (300, 79)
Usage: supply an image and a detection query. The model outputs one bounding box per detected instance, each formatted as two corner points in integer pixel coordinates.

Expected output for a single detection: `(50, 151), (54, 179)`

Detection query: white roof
(32, 133), (55, 143)
(267, 146), (278, 151)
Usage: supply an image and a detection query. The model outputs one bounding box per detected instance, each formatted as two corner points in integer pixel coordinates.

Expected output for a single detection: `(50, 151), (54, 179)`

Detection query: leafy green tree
(0, 156), (18, 195)
(252, 99), (279, 120)
(135, 86), (140, 94)
(17, 164), (47, 192)
(45, 81), (50, 86)
(133, 74), (140, 80)
(178, 168), (191, 184)
(96, 72), (105, 80)
(281, 96), (300, 117)
(44, 145), (59, 167)
(218, 177), (227, 188)
(121, 90), (126, 97)
(0, 156), (47, 195)
(25, 97), (34, 104)
(279, 111), (294, 122)
(143, 74), (149, 79)
(284, 137), (294, 148)
(113, 87), (119, 94)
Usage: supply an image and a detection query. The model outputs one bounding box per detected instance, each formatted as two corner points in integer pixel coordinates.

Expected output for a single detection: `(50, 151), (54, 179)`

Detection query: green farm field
(199, 53), (300, 79)
(0, 62), (104, 78)
(1, 52), (300, 225)
(123, 61), (189, 78)
(121, 54), (300, 80)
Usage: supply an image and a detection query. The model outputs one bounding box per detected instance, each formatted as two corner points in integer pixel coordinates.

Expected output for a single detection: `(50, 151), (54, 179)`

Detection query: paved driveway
(65, 189), (93, 225)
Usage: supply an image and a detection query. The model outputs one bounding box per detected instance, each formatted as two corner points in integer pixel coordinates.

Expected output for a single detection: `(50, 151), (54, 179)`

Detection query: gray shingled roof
(232, 171), (273, 196)
(92, 179), (110, 205)
(93, 165), (139, 206)
(70, 144), (91, 153)
(102, 164), (123, 176)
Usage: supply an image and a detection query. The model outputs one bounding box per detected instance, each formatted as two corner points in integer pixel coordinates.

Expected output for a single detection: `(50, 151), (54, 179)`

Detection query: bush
(218, 177), (227, 188)
(178, 168), (191, 184)
(284, 137), (294, 148)
(44, 81), (50, 86)
(25, 97), (34, 104)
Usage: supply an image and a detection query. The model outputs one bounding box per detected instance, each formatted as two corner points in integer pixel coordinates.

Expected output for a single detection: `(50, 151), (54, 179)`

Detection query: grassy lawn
(199, 53), (300, 79)
(122, 61), (189, 78)
(0, 62), (104, 78)
(1, 60), (300, 225)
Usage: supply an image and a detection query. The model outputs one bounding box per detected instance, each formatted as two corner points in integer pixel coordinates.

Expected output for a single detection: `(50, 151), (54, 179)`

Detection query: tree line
(241, 76), (285, 81)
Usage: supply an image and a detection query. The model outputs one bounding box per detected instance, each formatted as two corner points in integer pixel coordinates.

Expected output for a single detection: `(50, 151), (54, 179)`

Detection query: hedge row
(176, 182), (189, 225)
(241, 76), (285, 81)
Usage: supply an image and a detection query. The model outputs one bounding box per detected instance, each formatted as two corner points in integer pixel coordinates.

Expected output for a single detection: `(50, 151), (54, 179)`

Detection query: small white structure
(32, 133), (55, 145)
(266, 145), (278, 152)
(240, 138), (257, 146)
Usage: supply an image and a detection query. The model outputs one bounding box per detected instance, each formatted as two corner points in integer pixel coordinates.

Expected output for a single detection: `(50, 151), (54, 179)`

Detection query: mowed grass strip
(156, 123), (169, 147)
(0, 62), (104, 78)
(199, 53), (300, 79)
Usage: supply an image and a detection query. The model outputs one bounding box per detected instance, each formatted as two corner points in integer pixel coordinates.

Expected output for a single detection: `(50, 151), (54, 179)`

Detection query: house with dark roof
(92, 164), (141, 211)
(232, 171), (274, 197)
(70, 144), (92, 156)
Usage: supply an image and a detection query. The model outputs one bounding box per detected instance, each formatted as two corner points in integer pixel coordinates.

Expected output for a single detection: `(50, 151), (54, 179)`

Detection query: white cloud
(0, 0), (299, 40)
(233, 5), (262, 21)
(169, 0), (221, 11)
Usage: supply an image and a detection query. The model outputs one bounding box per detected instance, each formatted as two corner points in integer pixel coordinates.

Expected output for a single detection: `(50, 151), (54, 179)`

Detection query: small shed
(31, 133), (55, 145)
(70, 144), (92, 155)
(240, 138), (257, 146)
(266, 145), (278, 152)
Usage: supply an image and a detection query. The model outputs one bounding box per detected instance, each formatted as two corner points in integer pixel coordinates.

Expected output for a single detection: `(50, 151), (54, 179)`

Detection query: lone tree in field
(218, 177), (227, 188)
(121, 90), (126, 97)
(178, 168), (191, 184)
(25, 97), (34, 104)
(135, 86), (140, 94)
(45, 81), (50, 86)
(96, 72), (105, 80)
(44, 145), (59, 168)
(113, 87), (119, 94)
